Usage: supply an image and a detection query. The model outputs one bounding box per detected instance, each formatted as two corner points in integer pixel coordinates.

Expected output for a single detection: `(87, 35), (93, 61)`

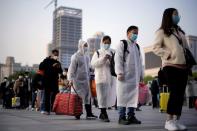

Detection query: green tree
(192, 72), (197, 79)
(8, 71), (34, 81)
(8, 71), (25, 80)
(143, 75), (154, 84)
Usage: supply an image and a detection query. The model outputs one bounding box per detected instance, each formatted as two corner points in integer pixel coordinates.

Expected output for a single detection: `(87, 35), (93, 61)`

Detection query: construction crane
(44, 0), (58, 10)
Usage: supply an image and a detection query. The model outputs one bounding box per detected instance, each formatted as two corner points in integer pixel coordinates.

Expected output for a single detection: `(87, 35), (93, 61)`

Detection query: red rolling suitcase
(53, 86), (83, 116)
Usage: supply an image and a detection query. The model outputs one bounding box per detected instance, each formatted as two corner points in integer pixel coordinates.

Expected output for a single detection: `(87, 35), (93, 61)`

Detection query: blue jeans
(40, 90), (45, 111)
(31, 91), (37, 108)
(118, 106), (135, 118)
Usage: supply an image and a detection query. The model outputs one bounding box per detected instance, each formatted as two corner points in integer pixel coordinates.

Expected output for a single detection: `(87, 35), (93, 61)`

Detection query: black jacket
(150, 79), (159, 95)
(39, 57), (63, 91)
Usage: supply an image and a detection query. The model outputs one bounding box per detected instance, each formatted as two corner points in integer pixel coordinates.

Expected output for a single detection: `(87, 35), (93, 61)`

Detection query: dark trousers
(3, 94), (12, 108)
(31, 91), (37, 108)
(118, 107), (135, 118)
(152, 93), (159, 108)
(44, 88), (58, 112)
(188, 96), (197, 108)
(163, 66), (188, 116)
(20, 91), (26, 109)
(100, 108), (107, 114)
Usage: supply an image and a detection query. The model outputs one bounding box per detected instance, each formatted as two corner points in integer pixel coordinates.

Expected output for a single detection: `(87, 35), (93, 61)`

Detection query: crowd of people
(0, 75), (32, 109)
(0, 8), (196, 131)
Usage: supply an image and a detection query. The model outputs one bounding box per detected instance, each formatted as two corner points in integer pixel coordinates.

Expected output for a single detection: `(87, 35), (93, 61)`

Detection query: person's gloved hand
(117, 74), (124, 81)
(69, 80), (73, 86)
(104, 54), (111, 60)
(53, 63), (60, 68)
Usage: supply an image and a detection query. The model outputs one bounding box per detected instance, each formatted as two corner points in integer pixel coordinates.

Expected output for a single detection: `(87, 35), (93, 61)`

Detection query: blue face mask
(130, 34), (138, 42)
(102, 44), (110, 50)
(172, 15), (180, 25)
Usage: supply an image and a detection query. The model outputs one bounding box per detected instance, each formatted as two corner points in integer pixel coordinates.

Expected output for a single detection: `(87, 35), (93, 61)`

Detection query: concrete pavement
(0, 106), (197, 131)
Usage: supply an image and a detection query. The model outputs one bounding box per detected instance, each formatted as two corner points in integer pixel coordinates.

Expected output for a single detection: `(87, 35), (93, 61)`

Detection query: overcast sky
(0, 0), (197, 66)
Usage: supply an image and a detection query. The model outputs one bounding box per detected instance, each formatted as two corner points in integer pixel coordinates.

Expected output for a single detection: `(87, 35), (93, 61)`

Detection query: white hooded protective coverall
(91, 47), (117, 108)
(68, 40), (91, 104)
(115, 40), (143, 108)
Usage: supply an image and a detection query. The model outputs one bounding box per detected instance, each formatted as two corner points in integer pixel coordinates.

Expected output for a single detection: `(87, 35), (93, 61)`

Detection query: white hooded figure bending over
(68, 39), (97, 120)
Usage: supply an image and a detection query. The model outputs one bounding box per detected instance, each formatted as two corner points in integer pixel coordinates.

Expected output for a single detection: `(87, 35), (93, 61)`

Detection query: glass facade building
(53, 6), (82, 68)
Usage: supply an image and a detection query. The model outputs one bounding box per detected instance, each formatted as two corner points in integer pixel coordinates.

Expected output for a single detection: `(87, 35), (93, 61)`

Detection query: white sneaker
(41, 111), (49, 115)
(175, 120), (187, 130)
(36, 108), (40, 111)
(31, 108), (34, 111)
(165, 120), (179, 131)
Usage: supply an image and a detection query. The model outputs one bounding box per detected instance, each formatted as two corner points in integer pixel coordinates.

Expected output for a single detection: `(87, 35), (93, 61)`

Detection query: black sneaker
(86, 113), (98, 120)
(136, 108), (142, 111)
(99, 113), (110, 122)
(118, 116), (130, 125)
(127, 115), (141, 124)
(75, 115), (80, 120)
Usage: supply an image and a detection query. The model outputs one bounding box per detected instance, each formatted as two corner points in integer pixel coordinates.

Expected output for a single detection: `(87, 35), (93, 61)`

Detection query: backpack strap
(136, 43), (140, 51)
(110, 51), (115, 56)
(121, 40), (129, 62)
(135, 43), (141, 56)
(96, 51), (100, 58)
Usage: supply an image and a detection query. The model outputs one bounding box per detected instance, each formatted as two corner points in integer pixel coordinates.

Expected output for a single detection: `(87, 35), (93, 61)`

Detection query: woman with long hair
(153, 8), (192, 131)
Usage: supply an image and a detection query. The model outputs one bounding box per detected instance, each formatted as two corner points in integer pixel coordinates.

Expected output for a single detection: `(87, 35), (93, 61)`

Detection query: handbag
(172, 33), (197, 68)
(184, 48), (197, 68)
(158, 68), (167, 86)
(12, 97), (20, 107)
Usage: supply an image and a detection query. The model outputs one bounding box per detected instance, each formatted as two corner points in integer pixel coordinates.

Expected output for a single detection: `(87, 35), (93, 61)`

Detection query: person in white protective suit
(68, 39), (97, 120)
(115, 26), (143, 125)
(91, 35), (117, 122)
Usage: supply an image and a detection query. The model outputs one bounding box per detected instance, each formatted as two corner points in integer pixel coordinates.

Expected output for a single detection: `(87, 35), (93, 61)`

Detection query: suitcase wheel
(160, 109), (164, 113)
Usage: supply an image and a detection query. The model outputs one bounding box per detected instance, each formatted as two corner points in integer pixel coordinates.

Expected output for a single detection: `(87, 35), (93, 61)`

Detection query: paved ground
(0, 106), (197, 131)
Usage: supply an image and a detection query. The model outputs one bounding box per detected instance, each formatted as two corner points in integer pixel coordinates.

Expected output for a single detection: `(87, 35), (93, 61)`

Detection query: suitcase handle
(70, 86), (80, 97)
(162, 85), (168, 93)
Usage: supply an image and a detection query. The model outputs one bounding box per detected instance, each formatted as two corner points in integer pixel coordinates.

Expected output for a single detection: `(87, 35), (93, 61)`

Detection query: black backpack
(96, 51), (117, 77)
(96, 40), (140, 77)
(157, 68), (167, 86)
(121, 40), (140, 62)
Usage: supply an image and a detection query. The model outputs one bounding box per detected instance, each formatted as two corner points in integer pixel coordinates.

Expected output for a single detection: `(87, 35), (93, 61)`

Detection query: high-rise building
(87, 31), (104, 60)
(52, 6), (82, 68)
(47, 42), (54, 56)
(93, 31), (105, 39)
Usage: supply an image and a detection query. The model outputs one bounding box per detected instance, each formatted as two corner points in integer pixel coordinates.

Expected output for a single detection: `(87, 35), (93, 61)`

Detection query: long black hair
(160, 8), (185, 36)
